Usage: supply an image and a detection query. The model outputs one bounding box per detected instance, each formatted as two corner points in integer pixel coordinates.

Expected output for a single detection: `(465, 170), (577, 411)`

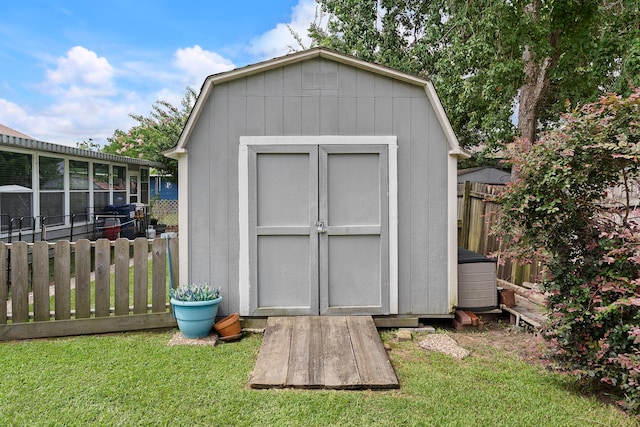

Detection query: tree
(75, 138), (101, 151)
(309, 0), (640, 152)
(494, 88), (640, 411)
(103, 87), (197, 180)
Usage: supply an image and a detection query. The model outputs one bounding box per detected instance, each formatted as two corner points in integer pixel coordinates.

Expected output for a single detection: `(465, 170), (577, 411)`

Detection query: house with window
(0, 125), (164, 242)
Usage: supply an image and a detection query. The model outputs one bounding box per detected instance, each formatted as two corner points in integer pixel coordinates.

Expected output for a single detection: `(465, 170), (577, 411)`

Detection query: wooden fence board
(32, 242), (50, 321)
(75, 239), (91, 319)
(54, 240), (71, 320)
(168, 237), (179, 290)
(0, 237), (178, 341)
(11, 242), (29, 324)
(133, 238), (148, 314)
(94, 239), (111, 317)
(0, 244), (6, 324)
(458, 181), (542, 285)
(152, 238), (166, 313)
(114, 238), (130, 316)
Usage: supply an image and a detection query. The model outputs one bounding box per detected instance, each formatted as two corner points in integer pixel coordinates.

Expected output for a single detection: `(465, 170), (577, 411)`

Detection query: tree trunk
(517, 0), (552, 147)
(518, 49), (553, 146)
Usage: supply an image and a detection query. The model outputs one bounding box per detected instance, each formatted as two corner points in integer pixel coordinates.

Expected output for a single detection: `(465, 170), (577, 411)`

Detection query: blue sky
(0, 0), (319, 146)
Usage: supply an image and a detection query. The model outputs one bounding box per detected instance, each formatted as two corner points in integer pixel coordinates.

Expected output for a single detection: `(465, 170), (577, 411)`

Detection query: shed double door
(248, 144), (389, 316)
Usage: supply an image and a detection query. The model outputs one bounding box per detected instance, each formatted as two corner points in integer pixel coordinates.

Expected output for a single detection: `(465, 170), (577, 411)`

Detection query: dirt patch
(451, 319), (551, 367)
(397, 316), (552, 368)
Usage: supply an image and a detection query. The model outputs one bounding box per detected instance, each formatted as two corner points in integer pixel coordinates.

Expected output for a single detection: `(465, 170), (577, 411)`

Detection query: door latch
(315, 221), (327, 233)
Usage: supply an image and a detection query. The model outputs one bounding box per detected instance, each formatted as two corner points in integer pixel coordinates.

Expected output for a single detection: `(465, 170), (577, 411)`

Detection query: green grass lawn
(0, 328), (635, 426)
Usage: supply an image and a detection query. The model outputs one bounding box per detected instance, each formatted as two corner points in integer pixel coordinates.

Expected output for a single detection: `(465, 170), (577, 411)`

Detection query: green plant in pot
(170, 283), (222, 339)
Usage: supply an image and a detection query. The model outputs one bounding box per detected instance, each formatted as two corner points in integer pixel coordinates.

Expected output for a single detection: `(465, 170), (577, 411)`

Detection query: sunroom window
(39, 156), (65, 226)
(0, 151), (33, 231)
(70, 160), (89, 221)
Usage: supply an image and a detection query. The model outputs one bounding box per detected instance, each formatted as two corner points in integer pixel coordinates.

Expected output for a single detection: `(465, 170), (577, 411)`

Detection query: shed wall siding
(188, 57), (450, 316)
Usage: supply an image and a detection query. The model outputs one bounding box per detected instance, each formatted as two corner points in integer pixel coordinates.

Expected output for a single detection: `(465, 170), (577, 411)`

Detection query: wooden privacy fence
(0, 237), (179, 341)
(457, 181), (542, 284)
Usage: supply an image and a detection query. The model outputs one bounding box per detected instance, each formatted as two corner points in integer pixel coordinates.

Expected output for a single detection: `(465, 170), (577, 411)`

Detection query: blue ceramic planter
(170, 296), (222, 338)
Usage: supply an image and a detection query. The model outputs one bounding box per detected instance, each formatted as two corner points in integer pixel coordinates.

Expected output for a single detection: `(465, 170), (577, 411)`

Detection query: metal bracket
(315, 221), (327, 233)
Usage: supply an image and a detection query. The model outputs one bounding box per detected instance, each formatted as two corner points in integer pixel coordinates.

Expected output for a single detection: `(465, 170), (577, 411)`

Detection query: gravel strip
(168, 331), (218, 346)
(418, 334), (470, 360)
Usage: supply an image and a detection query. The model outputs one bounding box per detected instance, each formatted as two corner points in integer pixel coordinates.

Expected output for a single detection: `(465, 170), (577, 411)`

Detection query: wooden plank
(54, 240), (71, 320)
(151, 238), (167, 313)
(455, 310), (472, 326)
(32, 242), (50, 322)
(466, 311), (480, 326)
(114, 238), (130, 316)
(94, 239), (111, 318)
(347, 316), (398, 389)
(288, 316), (323, 388)
(322, 316), (360, 389)
(0, 312), (176, 341)
(460, 180), (471, 248)
(251, 316), (398, 390)
(373, 316), (419, 328)
(75, 239), (91, 319)
(250, 317), (294, 388)
(11, 242), (29, 324)
(0, 243), (7, 324)
(168, 237), (179, 291)
(133, 237), (148, 314)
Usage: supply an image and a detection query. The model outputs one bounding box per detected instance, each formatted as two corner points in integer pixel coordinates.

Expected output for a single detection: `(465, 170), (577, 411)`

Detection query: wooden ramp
(250, 316), (398, 390)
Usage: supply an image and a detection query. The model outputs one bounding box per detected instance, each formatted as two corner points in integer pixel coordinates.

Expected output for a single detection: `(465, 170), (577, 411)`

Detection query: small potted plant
(214, 312), (242, 341)
(170, 283), (222, 339)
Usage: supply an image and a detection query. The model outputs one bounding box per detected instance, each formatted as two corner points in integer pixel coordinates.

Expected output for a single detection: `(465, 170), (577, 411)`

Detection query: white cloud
(173, 45), (235, 87)
(0, 96), (139, 146)
(248, 0), (318, 60)
(0, 1), (320, 148)
(44, 46), (115, 97)
(0, 46), (142, 146)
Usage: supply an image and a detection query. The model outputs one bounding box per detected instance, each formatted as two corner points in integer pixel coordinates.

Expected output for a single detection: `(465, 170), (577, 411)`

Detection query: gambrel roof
(166, 47), (469, 160)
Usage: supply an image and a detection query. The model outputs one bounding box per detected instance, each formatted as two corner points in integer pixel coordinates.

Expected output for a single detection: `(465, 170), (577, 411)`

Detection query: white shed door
(248, 144), (389, 316)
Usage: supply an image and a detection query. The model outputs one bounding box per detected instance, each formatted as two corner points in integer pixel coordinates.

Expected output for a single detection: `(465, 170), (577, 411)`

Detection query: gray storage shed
(166, 48), (469, 320)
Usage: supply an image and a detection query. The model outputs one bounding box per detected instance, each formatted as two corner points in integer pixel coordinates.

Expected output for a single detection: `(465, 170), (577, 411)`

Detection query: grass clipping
(419, 334), (470, 360)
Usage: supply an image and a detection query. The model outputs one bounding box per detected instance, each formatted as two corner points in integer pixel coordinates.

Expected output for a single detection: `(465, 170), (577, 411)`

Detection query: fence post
(511, 262), (531, 286)
(459, 181), (472, 249)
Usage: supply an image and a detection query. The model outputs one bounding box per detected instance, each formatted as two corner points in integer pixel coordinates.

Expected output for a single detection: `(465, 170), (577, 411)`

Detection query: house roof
(458, 167), (511, 184)
(165, 47), (469, 159)
(0, 128), (166, 168)
(0, 123), (34, 139)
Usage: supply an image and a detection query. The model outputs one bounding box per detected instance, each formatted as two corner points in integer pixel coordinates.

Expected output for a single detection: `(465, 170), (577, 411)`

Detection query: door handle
(315, 221), (327, 233)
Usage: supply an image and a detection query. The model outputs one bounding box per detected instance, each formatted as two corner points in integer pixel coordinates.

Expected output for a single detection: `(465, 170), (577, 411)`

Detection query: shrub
(494, 88), (640, 411)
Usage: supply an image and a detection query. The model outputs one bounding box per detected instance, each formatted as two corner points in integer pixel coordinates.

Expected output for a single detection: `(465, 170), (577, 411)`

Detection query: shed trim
(238, 135), (398, 316)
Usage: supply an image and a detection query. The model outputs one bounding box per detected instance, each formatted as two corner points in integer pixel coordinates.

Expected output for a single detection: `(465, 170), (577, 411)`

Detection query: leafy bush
(494, 88), (640, 411)
(170, 283), (221, 302)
